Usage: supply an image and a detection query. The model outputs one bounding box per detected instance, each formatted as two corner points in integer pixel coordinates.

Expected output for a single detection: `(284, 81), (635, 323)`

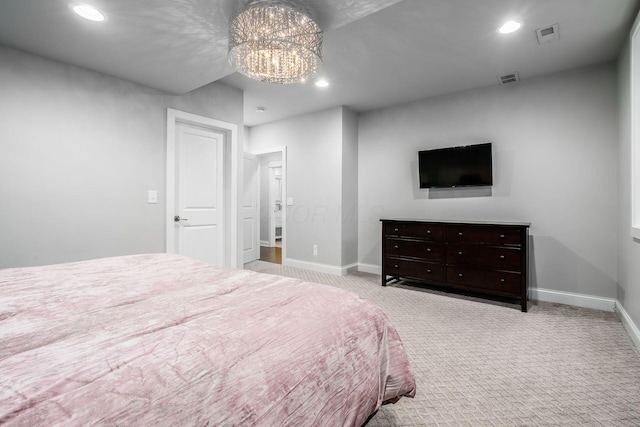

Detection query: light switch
(287, 197), (294, 206)
(148, 190), (158, 204)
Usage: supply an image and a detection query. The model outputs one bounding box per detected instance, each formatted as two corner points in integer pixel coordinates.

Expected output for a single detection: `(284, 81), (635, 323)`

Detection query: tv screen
(418, 143), (493, 188)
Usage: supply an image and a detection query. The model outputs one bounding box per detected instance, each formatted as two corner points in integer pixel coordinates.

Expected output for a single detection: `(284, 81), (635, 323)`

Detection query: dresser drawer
(446, 225), (523, 245)
(384, 222), (444, 241)
(385, 238), (444, 262)
(446, 244), (522, 271)
(384, 258), (445, 283)
(446, 266), (521, 295)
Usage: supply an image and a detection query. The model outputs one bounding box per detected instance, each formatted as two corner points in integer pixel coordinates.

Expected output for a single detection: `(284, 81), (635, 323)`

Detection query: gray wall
(341, 107), (359, 267)
(358, 63), (619, 298)
(0, 45), (243, 268)
(248, 106), (349, 268)
(617, 31), (640, 332)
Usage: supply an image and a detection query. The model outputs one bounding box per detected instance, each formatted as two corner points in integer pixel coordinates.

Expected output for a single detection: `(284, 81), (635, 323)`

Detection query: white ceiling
(0, 0), (638, 127)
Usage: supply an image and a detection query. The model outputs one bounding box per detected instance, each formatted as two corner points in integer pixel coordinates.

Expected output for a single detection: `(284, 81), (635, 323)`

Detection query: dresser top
(381, 218), (531, 227)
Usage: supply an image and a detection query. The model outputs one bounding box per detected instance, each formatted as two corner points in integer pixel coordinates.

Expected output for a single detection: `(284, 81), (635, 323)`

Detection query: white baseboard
(259, 240), (269, 247)
(616, 302), (640, 353)
(284, 258), (358, 276)
(530, 288), (616, 312)
(358, 263), (381, 275)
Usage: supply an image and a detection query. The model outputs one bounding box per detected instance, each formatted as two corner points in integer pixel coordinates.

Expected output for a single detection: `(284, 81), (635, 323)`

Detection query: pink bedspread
(0, 254), (415, 426)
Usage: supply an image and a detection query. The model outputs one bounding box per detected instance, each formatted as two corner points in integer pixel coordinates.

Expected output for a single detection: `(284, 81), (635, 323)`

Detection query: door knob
(174, 215), (189, 222)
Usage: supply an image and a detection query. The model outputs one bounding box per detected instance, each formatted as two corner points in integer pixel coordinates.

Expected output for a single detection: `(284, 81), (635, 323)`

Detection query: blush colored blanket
(0, 254), (415, 426)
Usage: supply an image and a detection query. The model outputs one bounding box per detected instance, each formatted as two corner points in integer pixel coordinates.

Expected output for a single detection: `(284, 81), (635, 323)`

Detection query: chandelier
(228, 0), (323, 84)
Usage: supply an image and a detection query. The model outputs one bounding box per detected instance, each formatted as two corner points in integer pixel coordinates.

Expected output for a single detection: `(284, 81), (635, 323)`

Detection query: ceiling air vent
(498, 72), (520, 85)
(536, 24), (560, 44)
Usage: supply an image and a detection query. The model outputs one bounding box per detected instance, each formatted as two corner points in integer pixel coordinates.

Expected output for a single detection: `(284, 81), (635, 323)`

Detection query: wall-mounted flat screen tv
(418, 142), (493, 188)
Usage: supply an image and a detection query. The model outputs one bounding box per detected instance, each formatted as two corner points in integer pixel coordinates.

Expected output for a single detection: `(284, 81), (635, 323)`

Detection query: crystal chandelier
(228, 0), (323, 84)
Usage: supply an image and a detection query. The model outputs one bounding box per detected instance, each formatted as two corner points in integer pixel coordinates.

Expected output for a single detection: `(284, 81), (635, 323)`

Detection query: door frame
(253, 146), (287, 265)
(242, 151), (259, 263)
(268, 161), (282, 248)
(166, 108), (239, 268)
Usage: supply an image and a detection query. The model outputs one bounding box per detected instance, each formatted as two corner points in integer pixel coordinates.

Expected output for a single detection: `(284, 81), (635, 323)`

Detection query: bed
(0, 253), (415, 426)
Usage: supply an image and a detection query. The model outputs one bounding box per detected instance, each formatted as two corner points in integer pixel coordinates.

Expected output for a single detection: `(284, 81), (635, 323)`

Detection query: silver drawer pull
(394, 264), (399, 268)
(427, 248), (432, 252)
(499, 255), (505, 259)
(458, 251), (463, 255)
(500, 278), (506, 283)
(427, 230), (432, 234)
(427, 269), (432, 273)
(394, 245), (399, 249)
(458, 232), (463, 236)
(394, 228), (399, 232)
(500, 234), (505, 238)
(458, 273), (463, 277)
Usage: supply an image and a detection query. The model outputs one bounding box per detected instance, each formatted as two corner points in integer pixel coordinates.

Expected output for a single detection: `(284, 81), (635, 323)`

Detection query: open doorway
(254, 147), (286, 265)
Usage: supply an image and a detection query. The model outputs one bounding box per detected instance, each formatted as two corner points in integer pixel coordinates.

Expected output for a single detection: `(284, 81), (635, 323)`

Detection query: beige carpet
(244, 260), (640, 426)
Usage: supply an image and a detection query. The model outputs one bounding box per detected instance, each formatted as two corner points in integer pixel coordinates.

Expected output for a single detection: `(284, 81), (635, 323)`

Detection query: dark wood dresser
(381, 219), (530, 311)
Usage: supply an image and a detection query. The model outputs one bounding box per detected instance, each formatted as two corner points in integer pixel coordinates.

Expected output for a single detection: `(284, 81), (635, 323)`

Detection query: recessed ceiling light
(498, 20), (521, 34)
(70, 3), (107, 22)
(315, 79), (329, 88)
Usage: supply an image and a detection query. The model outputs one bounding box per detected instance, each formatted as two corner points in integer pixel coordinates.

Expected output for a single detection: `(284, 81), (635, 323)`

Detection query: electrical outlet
(148, 190), (158, 204)
(313, 244), (318, 256)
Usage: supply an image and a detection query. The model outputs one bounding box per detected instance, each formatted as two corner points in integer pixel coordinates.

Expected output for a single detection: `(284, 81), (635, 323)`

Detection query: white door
(172, 122), (225, 265)
(242, 152), (258, 263)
